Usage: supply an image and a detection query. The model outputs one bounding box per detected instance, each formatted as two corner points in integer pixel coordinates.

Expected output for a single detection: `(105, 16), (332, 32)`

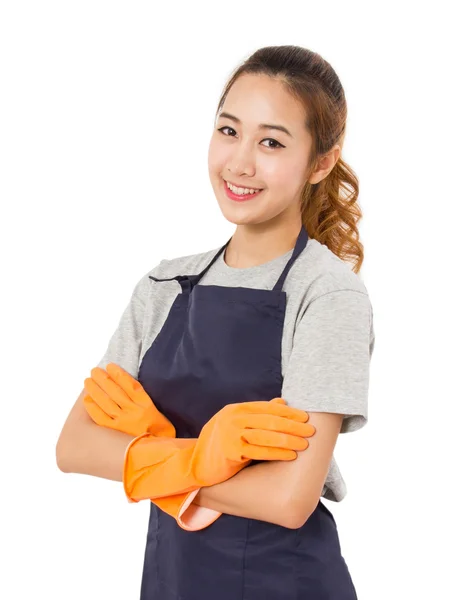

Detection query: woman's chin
(217, 205), (260, 226)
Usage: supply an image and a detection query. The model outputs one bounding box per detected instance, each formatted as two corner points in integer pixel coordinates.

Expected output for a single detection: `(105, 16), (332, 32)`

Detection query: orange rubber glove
(143, 439), (223, 531)
(83, 363), (221, 528)
(123, 398), (316, 502)
(83, 363), (176, 437)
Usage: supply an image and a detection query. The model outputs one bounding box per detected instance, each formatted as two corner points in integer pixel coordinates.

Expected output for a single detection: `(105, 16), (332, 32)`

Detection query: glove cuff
(176, 489), (222, 531)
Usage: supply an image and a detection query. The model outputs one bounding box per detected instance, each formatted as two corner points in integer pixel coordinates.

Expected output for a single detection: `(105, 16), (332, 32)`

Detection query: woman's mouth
(223, 179), (264, 202)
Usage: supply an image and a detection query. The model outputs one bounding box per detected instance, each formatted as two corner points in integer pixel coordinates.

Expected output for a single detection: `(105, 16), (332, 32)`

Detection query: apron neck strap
(162, 225), (308, 294)
(272, 225), (309, 292)
(193, 225), (309, 293)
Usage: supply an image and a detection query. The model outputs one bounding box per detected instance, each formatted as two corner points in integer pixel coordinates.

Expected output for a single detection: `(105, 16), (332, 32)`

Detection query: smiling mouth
(223, 178), (264, 201)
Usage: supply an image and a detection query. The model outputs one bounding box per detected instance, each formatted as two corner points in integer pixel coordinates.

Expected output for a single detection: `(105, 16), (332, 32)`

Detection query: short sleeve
(96, 265), (161, 378)
(281, 290), (374, 434)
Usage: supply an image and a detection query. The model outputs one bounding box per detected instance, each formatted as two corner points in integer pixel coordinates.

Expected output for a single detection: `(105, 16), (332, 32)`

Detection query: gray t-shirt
(97, 236), (375, 502)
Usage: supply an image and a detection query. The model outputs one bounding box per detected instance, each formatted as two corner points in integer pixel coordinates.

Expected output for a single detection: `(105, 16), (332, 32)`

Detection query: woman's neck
(224, 221), (302, 269)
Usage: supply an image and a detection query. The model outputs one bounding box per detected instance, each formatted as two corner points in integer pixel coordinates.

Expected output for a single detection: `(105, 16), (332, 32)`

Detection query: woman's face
(208, 73), (313, 227)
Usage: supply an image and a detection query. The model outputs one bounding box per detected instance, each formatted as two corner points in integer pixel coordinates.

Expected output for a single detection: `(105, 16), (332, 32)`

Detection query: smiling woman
(56, 44), (374, 600)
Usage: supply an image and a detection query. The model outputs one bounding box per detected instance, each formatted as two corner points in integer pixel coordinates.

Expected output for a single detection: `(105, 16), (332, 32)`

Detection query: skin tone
(208, 73), (341, 268)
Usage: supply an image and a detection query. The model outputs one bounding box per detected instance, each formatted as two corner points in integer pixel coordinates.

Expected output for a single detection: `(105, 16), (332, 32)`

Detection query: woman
(56, 45), (375, 599)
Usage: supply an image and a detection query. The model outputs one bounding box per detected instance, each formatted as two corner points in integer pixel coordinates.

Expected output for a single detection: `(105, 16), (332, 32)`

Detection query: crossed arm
(56, 390), (343, 529)
(192, 410), (343, 528)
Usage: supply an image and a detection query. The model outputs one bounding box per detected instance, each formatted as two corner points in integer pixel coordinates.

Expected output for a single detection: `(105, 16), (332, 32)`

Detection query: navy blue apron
(136, 225), (358, 599)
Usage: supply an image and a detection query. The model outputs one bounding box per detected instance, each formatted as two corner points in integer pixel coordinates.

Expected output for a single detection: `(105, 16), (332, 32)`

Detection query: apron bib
(137, 225), (357, 599)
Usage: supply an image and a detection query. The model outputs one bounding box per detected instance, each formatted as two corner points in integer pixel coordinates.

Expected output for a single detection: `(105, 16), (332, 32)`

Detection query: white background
(1, 1), (449, 598)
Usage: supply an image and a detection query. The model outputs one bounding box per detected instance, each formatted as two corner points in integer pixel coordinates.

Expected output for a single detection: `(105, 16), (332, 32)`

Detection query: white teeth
(226, 181), (262, 195)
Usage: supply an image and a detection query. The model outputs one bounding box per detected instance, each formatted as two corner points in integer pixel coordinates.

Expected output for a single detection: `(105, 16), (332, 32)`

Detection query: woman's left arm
(192, 411), (344, 529)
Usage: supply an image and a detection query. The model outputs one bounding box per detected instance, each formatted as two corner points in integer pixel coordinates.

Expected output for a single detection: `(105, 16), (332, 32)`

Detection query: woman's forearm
(56, 420), (134, 482)
(192, 459), (297, 528)
(57, 424), (299, 528)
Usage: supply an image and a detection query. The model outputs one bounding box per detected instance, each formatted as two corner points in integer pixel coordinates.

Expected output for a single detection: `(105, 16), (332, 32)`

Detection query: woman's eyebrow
(217, 111), (293, 138)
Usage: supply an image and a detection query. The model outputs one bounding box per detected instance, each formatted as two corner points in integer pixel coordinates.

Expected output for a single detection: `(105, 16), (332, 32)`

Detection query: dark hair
(215, 45), (364, 273)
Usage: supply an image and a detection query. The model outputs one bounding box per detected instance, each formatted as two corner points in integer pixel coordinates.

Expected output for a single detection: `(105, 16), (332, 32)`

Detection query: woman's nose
(227, 154), (256, 178)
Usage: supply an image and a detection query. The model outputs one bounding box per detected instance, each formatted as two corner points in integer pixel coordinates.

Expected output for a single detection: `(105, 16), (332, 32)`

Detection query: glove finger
(84, 377), (122, 417)
(269, 397), (286, 405)
(242, 428), (310, 451)
(241, 442), (298, 461)
(105, 363), (152, 409)
(90, 367), (135, 410)
(150, 419), (177, 438)
(232, 400), (310, 423)
(235, 413), (315, 437)
(83, 394), (116, 426)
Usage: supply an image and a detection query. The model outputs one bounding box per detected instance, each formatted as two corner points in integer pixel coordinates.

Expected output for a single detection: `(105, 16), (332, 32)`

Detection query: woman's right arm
(55, 388), (134, 482)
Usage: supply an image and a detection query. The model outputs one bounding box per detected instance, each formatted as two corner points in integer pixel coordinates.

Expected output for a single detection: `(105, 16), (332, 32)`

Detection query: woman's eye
(261, 138), (283, 149)
(218, 126), (236, 136)
(217, 126), (284, 149)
